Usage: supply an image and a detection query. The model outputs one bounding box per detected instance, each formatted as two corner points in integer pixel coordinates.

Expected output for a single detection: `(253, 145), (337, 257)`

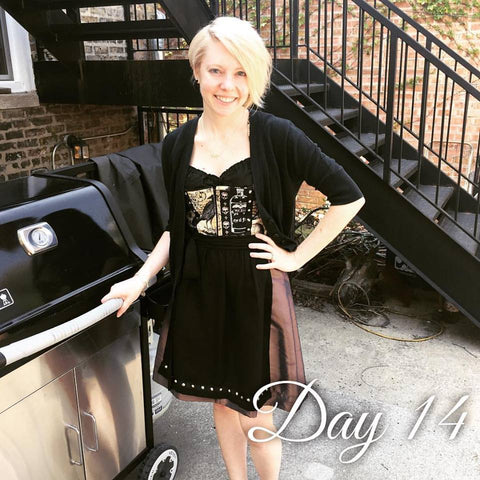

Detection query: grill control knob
(17, 222), (58, 255)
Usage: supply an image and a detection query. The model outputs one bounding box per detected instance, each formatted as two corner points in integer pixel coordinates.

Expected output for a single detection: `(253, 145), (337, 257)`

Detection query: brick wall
(80, 6), (129, 60)
(296, 182), (328, 208)
(1, 4), (142, 182)
(0, 4), (185, 181)
(0, 104), (138, 181)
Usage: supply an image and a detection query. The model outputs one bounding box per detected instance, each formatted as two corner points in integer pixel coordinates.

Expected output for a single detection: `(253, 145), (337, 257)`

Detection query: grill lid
(0, 175), (141, 331)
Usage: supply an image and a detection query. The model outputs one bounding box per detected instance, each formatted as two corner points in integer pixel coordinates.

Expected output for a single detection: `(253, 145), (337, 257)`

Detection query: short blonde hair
(188, 16), (272, 109)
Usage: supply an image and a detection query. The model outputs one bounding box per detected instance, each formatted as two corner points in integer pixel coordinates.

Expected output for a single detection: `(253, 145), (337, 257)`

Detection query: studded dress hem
(153, 263), (306, 418)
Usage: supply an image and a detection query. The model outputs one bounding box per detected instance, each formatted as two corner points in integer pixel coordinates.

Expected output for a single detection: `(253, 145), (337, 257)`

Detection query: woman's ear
(193, 65), (200, 83)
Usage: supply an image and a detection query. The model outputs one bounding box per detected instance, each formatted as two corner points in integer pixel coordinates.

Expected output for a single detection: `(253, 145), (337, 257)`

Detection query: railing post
(383, 31), (398, 186)
(341, 0), (347, 124)
(306, 0), (310, 95)
(123, 5), (134, 60)
(210, 0), (219, 16)
(475, 136), (480, 238)
(137, 107), (145, 145)
(323, 0), (328, 109)
(291, 0), (299, 59)
(416, 38), (432, 188)
(65, 7), (85, 59)
(271, 0), (277, 67)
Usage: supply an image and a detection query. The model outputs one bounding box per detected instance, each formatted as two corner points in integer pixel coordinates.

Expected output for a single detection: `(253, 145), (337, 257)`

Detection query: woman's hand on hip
(101, 276), (146, 317)
(248, 232), (300, 272)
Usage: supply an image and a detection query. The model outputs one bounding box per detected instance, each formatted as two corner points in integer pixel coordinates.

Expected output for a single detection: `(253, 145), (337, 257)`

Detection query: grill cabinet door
(75, 322), (146, 480)
(0, 371), (85, 480)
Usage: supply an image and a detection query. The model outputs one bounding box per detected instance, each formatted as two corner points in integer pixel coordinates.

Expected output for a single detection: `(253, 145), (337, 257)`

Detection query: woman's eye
(210, 68), (220, 74)
(237, 71), (247, 77)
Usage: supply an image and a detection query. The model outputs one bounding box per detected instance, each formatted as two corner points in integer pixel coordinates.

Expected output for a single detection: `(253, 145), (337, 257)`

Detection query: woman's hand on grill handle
(101, 276), (146, 317)
(101, 230), (171, 317)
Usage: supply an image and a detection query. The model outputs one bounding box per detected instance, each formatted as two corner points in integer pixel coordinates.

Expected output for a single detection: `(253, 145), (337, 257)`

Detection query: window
(0, 9), (13, 81)
(0, 8), (35, 93)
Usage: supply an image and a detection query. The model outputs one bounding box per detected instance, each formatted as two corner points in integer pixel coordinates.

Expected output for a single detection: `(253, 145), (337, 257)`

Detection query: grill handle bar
(0, 298), (124, 369)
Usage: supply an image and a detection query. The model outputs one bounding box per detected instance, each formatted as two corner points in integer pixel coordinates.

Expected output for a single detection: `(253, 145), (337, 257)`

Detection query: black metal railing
(32, 3), (184, 61)
(125, 3), (187, 57)
(44, 3), (189, 61)
(367, 0), (480, 92)
(138, 106), (202, 144)
(311, 0), (480, 246)
(210, 0), (292, 55)
(211, 0), (480, 251)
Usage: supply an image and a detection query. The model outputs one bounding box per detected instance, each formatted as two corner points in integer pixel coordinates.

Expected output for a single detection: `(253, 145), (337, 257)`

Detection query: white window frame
(0, 9), (13, 81)
(0, 9), (35, 92)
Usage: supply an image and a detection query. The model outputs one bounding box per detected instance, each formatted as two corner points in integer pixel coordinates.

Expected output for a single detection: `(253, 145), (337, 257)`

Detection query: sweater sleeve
(286, 121), (364, 205)
(160, 135), (172, 231)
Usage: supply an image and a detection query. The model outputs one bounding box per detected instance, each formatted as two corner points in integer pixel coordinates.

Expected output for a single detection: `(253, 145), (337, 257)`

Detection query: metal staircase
(253, 0), (480, 328)
(1, 0), (214, 104)
(2, 0), (480, 327)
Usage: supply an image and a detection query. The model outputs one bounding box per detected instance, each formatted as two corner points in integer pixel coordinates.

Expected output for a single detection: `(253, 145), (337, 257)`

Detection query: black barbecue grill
(0, 171), (178, 480)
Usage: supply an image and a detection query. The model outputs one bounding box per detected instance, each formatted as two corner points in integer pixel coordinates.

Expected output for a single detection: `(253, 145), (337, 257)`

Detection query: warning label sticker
(0, 289), (14, 311)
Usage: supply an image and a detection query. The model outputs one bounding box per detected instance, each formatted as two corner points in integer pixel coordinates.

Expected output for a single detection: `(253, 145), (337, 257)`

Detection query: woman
(102, 16), (365, 480)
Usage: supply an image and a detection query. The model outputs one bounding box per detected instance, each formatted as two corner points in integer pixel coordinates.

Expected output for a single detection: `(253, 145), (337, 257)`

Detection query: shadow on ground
(128, 291), (480, 480)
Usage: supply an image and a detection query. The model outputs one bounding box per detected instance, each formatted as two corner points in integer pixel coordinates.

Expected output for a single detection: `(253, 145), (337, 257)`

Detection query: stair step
(337, 133), (386, 156)
(369, 158), (418, 187)
(43, 19), (180, 41)
(304, 107), (358, 126)
(438, 211), (480, 256)
(277, 83), (327, 97)
(403, 185), (455, 220)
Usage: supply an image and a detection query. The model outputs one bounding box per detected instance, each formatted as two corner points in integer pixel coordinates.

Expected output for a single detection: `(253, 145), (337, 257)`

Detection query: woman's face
(194, 40), (250, 118)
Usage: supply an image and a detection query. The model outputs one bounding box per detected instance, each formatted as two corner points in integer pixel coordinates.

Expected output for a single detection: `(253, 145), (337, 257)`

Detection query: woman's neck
(199, 108), (249, 139)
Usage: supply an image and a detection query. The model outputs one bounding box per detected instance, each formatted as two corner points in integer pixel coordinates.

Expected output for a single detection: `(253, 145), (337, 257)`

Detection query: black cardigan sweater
(161, 109), (364, 293)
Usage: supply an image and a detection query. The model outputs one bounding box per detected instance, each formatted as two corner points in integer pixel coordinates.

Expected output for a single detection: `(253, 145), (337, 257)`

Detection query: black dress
(154, 158), (306, 417)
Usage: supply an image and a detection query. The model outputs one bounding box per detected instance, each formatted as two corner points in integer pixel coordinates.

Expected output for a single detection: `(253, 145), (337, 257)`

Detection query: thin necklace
(198, 114), (250, 160)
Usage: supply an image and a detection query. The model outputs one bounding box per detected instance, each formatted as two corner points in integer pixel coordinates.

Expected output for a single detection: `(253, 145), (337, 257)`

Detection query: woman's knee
(239, 410), (275, 438)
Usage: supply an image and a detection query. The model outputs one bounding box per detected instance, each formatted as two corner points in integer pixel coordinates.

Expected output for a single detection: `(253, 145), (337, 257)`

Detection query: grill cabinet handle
(0, 298), (124, 368)
(81, 411), (99, 452)
(65, 423), (84, 466)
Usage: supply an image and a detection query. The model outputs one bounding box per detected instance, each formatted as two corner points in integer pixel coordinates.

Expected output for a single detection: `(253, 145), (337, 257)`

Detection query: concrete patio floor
(131, 288), (479, 479)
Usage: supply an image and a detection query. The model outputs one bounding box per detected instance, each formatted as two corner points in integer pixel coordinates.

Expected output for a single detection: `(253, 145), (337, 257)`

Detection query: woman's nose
(220, 74), (234, 90)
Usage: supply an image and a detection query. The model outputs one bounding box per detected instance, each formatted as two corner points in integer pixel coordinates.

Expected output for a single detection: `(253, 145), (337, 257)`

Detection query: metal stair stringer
(265, 83), (480, 328)
(0, 0), (215, 99)
(159, 0), (214, 42)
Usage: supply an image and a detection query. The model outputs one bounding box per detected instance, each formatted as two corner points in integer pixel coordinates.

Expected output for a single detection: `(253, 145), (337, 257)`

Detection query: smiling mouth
(215, 95), (237, 104)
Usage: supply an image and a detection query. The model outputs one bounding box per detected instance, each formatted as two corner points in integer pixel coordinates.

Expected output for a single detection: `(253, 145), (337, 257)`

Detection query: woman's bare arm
(135, 230), (171, 283)
(102, 230), (171, 316)
(292, 197), (365, 268)
(249, 197), (366, 272)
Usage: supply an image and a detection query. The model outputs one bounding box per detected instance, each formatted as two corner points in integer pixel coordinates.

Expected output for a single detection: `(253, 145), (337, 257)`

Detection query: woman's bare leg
(239, 405), (282, 480)
(213, 403), (248, 480)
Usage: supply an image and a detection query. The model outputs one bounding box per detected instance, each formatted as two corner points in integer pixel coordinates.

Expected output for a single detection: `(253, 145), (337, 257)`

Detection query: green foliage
(404, 0), (480, 65)
(467, 46), (480, 56)
(416, 0), (480, 20)
(407, 76), (423, 87)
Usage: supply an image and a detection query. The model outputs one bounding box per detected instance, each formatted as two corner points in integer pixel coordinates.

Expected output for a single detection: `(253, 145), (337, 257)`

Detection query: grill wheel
(138, 443), (179, 480)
